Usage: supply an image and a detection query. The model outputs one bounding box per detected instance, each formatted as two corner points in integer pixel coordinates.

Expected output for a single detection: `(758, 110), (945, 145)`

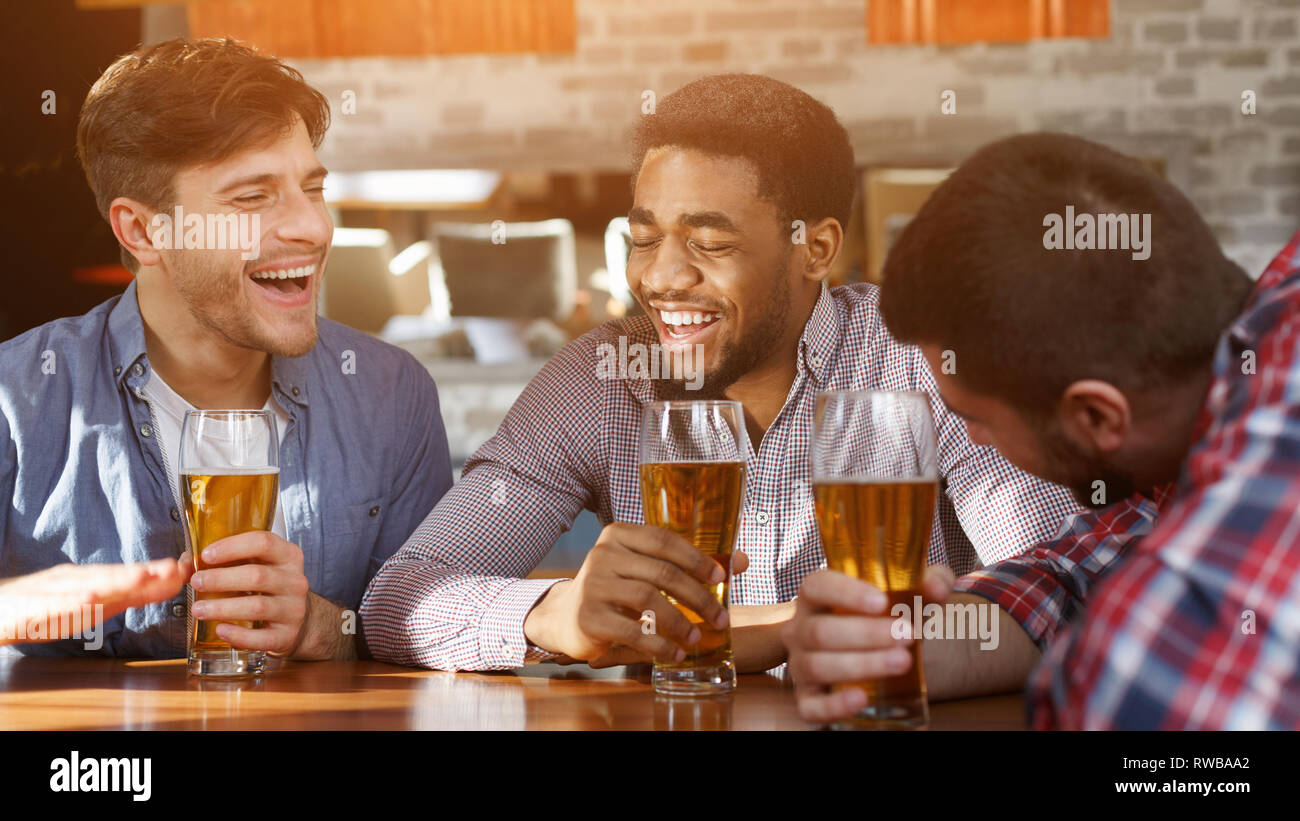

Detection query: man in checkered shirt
(360, 75), (1081, 672)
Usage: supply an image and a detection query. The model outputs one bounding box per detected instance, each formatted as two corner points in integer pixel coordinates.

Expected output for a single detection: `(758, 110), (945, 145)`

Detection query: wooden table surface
(0, 656), (1026, 731)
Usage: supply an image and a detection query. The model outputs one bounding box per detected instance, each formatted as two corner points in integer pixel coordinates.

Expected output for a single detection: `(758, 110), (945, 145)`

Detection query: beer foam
(181, 466), (280, 476)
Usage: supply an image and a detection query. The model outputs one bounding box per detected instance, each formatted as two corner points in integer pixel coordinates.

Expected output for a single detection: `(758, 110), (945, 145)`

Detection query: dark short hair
(879, 132), (1253, 416)
(631, 73), (856, 230)
(77, 37), (331, 270)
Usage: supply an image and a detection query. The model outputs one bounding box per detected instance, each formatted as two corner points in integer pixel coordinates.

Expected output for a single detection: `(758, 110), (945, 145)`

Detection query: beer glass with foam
(639, 400), (746, 696)
(811, 390), (938, 729)
(179, 409), (279, 677)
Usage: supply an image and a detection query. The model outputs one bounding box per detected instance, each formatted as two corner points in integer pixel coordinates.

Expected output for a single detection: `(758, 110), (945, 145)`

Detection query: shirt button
(140, 423), (153, 438)
(170, 507), (181, 521)
(754, 510), (770, 525)
(113, 366), (122, 377)
(172, 604), (184, 618)
(810, 354), (823, 367)
(292, 386), (301, 396)
(369, 505), (380, 517)
(133, 363), (144, 377)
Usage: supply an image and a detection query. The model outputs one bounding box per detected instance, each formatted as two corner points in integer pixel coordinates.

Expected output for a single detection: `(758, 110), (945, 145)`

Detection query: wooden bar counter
(0, 656), (1025, 731)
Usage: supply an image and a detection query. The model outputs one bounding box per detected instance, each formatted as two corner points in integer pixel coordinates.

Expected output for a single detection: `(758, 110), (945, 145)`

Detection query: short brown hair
(76, 37), (331, 270)
(880, 132), (1253, 417)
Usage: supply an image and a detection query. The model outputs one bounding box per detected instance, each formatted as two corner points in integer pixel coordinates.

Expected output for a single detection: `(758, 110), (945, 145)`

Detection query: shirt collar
(107, 279), (150, 389)
(105, 278), (311, 408)
(1226, 228), (1300, 349)
(797, 282), (839, 386)
(271, 351), (311, 409)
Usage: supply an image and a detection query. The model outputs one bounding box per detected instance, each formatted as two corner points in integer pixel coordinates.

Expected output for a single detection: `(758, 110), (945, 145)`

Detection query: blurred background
(3, 0), (1298, 565)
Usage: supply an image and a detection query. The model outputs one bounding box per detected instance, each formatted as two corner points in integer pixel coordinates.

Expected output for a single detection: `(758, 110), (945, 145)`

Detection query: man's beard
(167, 251), (319, 358)
(1041, 422), (1138, 510)
(655, 266), (792, 401)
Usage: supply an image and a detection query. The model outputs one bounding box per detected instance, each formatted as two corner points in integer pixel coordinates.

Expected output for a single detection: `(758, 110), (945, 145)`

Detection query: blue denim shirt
(0, 281), (452, 657)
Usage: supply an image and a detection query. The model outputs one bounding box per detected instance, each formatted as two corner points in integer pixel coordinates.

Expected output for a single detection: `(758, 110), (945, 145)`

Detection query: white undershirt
(141, 369), (289, 539)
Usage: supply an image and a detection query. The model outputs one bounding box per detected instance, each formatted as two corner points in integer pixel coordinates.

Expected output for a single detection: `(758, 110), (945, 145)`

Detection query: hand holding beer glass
(810, 390), (938, 729)
(639, 400), (746, 696)
(179, 410), (279, 677)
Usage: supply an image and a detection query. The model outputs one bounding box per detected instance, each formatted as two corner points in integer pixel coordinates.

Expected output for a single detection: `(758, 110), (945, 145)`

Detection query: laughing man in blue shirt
(0, 38), (452, 660)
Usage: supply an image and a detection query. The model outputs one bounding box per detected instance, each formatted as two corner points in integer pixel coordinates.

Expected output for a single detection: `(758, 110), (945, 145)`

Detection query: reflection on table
(0, 657), (1026, 731)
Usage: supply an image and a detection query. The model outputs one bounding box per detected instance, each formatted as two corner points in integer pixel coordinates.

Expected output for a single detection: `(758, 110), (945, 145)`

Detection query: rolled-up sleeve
(953, 488), (1168, 649)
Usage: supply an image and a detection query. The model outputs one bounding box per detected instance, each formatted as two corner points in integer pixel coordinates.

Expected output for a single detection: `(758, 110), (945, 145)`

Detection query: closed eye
(689, 240), (731, 253)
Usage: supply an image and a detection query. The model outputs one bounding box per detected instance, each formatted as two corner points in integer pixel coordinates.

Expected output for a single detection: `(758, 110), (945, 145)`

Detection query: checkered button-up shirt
(360, 283), (1082, 670)
(1019, 230), (1300, 730)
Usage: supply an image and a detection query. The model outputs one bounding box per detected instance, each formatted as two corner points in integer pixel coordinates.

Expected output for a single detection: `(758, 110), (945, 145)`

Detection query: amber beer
(813, 477), (937, 728)
(639, 460), (745, 686)
(181, 469), (279, 651)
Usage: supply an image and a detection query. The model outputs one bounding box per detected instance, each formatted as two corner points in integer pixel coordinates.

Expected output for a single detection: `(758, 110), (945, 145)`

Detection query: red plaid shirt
(360, 284), (1081, 670)
(969, 230), (1300, 729)
(953, 485), (1175, 650)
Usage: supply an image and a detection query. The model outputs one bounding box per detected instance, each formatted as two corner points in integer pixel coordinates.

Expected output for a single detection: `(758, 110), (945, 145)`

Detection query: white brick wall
(287, 0), (1300, 275)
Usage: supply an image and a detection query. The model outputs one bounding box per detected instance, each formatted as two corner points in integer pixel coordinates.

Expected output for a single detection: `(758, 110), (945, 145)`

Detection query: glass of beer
(179, 409), (279, 678)
(639, 400), (746, 696)
(811, 390), (938, 729)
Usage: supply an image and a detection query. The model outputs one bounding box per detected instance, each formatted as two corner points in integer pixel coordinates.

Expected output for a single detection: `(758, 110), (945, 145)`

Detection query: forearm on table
(922, 594), (1041, 701)
(291, 592), (358, 661)
(732, 602), (794, 673)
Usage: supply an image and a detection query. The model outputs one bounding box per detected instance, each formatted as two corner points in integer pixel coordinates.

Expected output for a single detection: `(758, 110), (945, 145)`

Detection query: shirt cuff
(477, 576), (569, 667)
(952, 569), (1061, 650)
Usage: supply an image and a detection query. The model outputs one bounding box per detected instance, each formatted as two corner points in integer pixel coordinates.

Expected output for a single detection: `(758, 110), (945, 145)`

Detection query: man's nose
(273, 187), (332, 248)
(637, 238), (700, 296)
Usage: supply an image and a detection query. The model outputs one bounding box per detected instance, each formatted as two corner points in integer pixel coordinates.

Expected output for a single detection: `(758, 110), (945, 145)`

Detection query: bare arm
(922, 593), (1040, 701)
(731, 601), (795, 672)
(287, 592), (358, 660)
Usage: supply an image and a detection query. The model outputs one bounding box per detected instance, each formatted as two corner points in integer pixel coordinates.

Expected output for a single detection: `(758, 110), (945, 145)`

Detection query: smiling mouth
(248, 262), (316, 298)
(658, 308), (722, 340)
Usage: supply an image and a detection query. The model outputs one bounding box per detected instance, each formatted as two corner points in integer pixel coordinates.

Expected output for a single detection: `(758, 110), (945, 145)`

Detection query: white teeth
(658, 309), (721, 327)
(252, 264), (316, 281)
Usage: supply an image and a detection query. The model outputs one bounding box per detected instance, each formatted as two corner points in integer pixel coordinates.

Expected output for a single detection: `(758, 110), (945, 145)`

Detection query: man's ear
(796, 217), (843, 284)
(108, 197), (162, 270)
(1057, 380), (1130, 455)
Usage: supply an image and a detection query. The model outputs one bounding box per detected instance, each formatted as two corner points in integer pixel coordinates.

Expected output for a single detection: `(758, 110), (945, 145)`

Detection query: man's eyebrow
(627, 208), (740, 232)
(628, 206), (655, 226)
(679, 211), (738, 232)
(303, 165), (328, 183)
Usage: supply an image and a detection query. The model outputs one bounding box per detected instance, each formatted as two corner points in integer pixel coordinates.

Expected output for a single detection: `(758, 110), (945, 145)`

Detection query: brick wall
(285, 0), (1300, 276)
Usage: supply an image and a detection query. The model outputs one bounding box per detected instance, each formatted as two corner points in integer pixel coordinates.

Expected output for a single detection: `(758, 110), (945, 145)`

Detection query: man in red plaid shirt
(785, 133), (1300, 729)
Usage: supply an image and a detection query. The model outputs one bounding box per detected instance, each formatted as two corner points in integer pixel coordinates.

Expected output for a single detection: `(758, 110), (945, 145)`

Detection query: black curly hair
(631, 74), (856, 230)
